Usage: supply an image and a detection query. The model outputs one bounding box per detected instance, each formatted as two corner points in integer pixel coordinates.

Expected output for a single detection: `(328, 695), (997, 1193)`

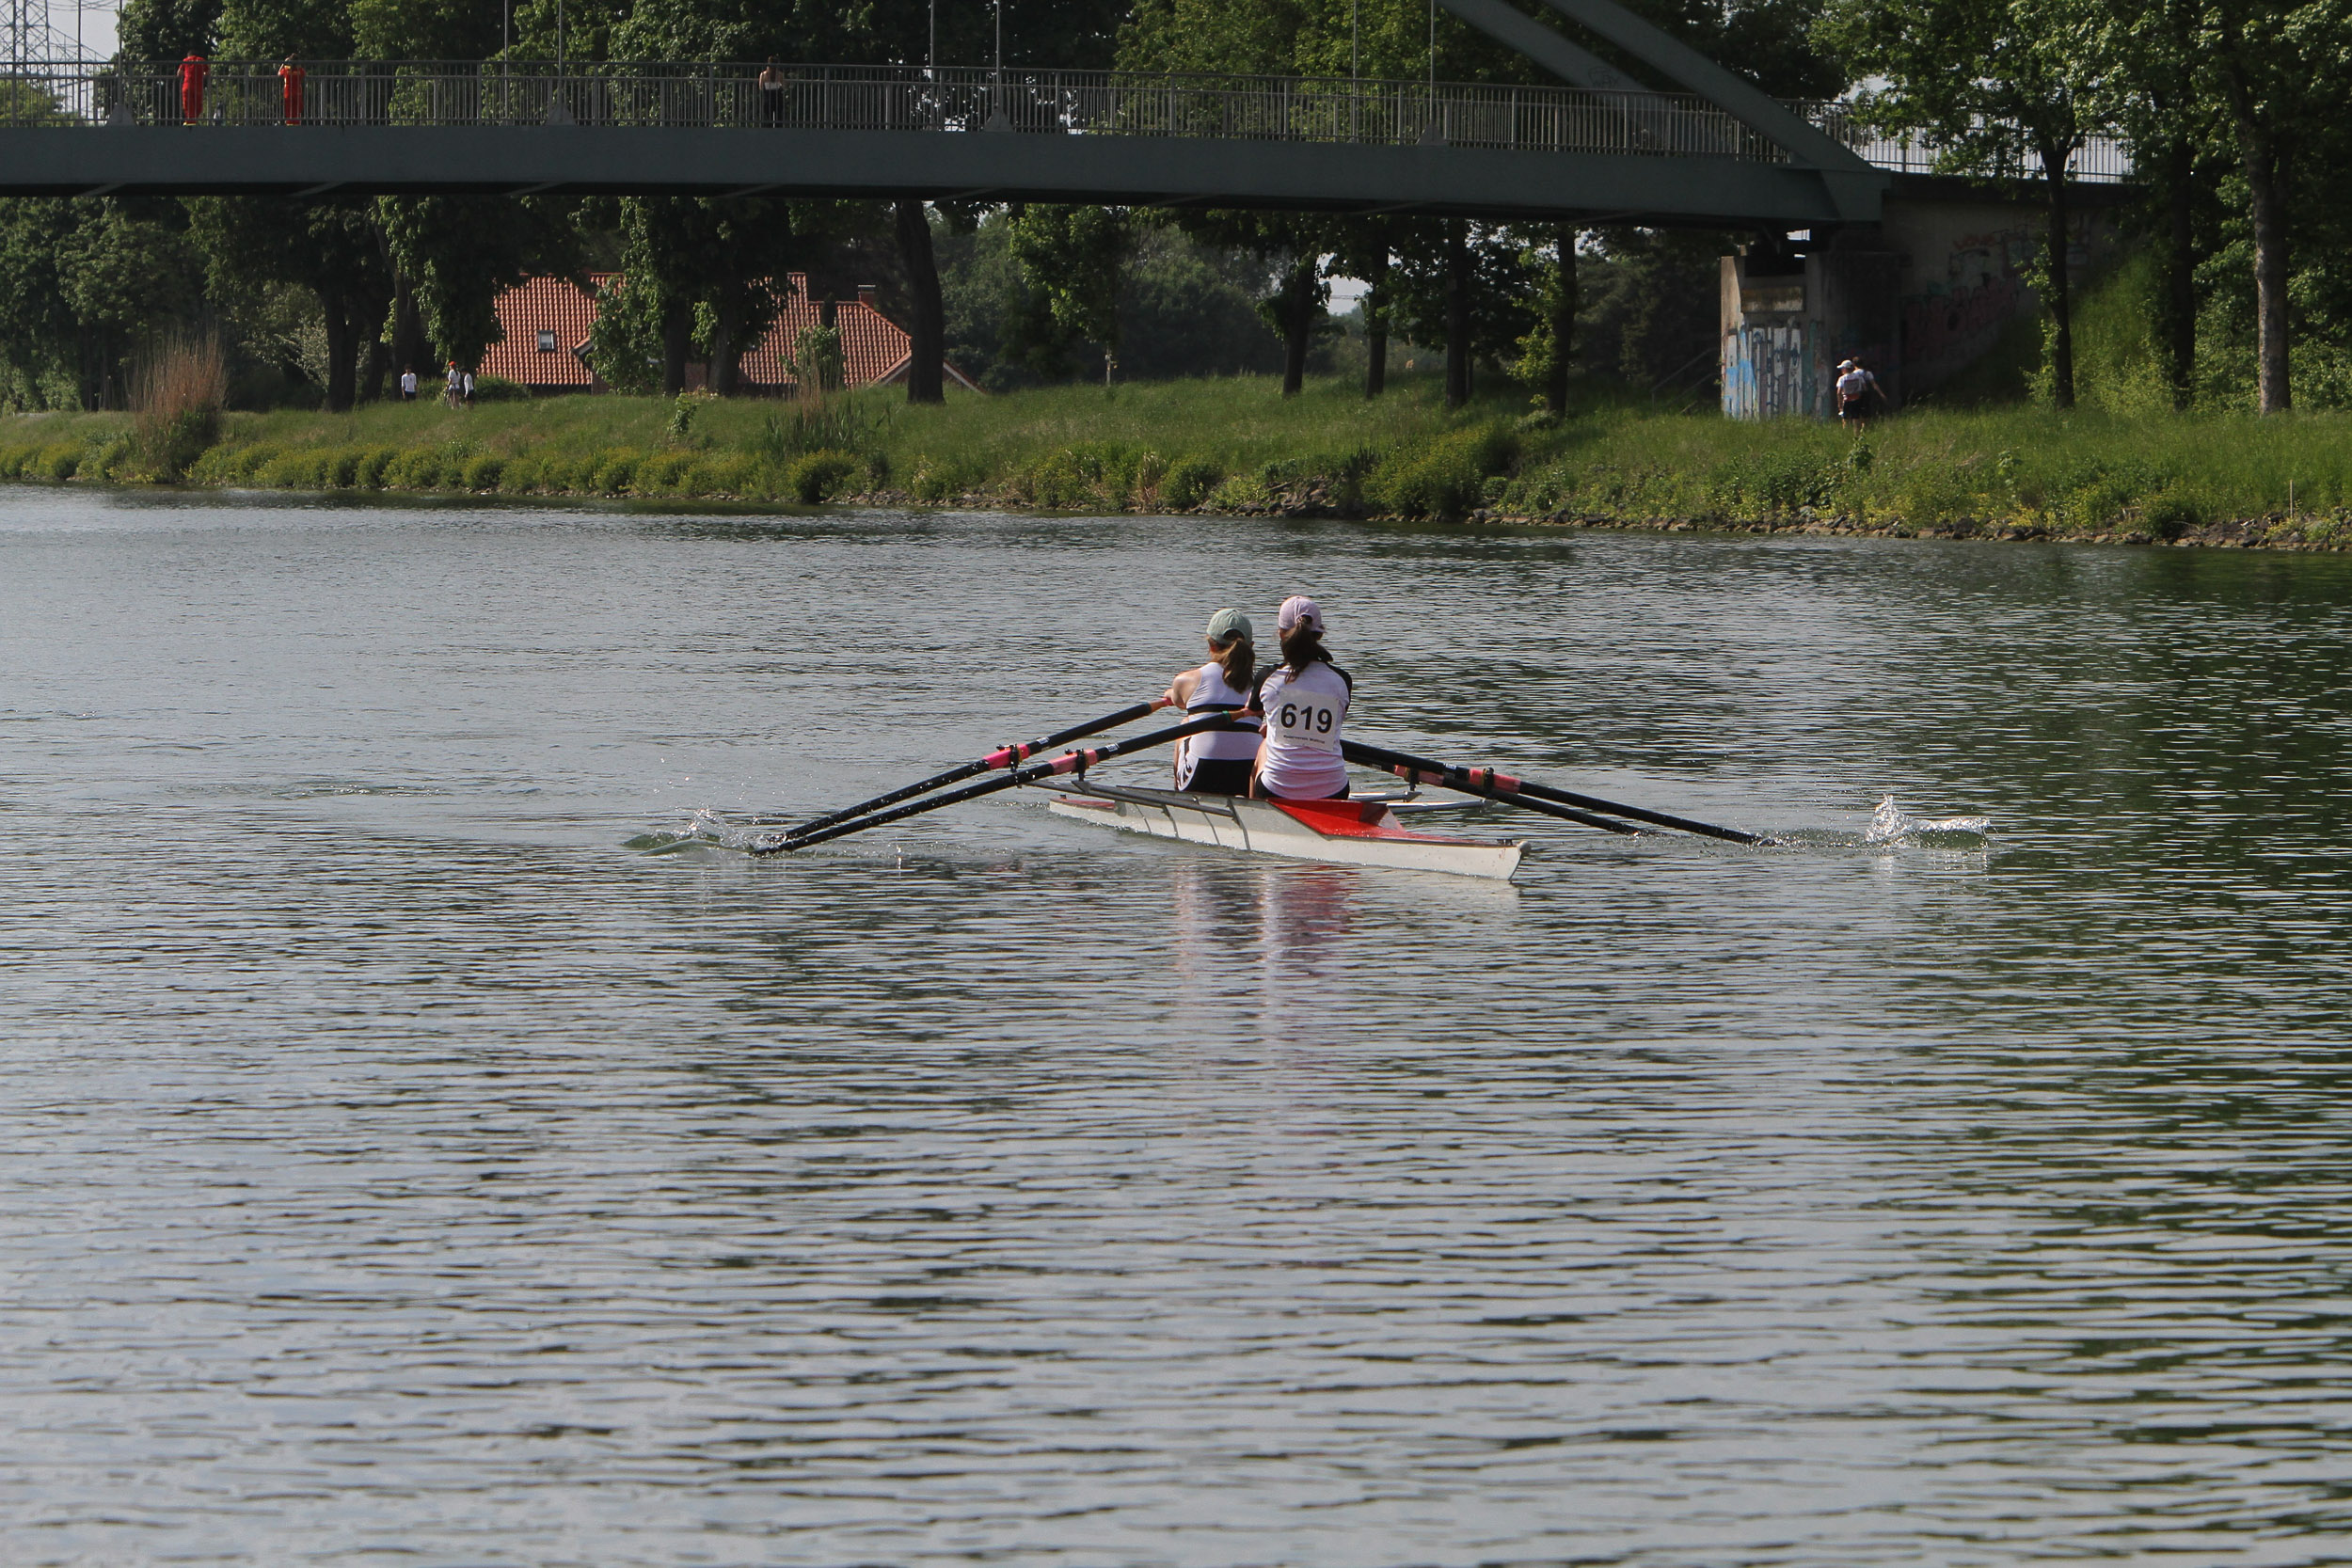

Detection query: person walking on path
(1836, 358), (1887, 430)
(461, 370), (475, 405)
(278, 55), (305, 125)
(179, 55), (208, 124)
(444, 362), (463, 406)
(399, 367), (418, 401)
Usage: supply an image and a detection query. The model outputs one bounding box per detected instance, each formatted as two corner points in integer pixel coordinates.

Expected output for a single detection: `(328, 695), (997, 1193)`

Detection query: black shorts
(1176, 756), (1253, 796)
(1838, 400), (1864, 420)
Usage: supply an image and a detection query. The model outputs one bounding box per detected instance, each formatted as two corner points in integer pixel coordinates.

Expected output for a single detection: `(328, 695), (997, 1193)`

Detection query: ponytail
(1279, 620), (1327, 673)
(1216, 635), (1254, 692)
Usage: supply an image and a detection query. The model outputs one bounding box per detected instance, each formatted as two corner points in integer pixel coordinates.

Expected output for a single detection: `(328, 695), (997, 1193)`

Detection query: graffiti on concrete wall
(1903, 227), (2033, 372)
(1723, 324), (1814, 420)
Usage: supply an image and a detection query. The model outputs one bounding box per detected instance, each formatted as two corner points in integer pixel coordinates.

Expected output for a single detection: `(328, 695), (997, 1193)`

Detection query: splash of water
(1864, 795), (1992, 849)
(624, 807), (761, 854)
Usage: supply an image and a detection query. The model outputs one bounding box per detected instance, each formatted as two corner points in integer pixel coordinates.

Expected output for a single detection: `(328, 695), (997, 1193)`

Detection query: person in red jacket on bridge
(278, 56), (306, 125)
(179, 55), (207, 124)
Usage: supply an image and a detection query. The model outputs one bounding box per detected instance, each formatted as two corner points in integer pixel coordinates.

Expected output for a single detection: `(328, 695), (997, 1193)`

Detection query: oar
(1342, 740), (1772, 846)
(750, 715), (1237, 856)
(770, 699), (1169, 845)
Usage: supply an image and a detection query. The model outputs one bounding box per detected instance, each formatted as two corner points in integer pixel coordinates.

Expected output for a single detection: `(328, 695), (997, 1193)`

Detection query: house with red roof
(481, 271), (976, 394)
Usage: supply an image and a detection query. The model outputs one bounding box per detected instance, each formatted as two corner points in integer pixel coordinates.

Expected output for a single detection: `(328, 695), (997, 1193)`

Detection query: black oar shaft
(779, 700), (1165, 842)
(753, 716), (1234, 856)
(1341, 740), (1767, 846)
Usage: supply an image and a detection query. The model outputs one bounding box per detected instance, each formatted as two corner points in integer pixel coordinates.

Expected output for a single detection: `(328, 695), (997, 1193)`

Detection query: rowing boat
(1041, 781), (1526, 880)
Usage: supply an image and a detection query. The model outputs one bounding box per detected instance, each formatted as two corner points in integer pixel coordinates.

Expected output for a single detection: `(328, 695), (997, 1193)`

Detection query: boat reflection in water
(1167, 859), (1359, 1049)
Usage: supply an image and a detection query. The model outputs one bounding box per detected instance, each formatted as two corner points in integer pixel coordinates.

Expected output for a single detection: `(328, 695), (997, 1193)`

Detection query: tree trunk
(361, 329), (389, 404)
(2041, 148), (2075, 411)
(660, 296), (691, 395)
(320, 290), (357, 413)
(1547, 223), (1578, 416)
(2243, 135), (2290, 413)
(1363, 246), (1389, 399)
(711, 293), (742, 396)
(895, 198), (946, 404)
(2163, 133), (2196, 409)
(1443, 220), (1470, 409)
(1279, 256), (1316, 397)
(389, 279), (429, 389)
(2219, 52), (2290, 414)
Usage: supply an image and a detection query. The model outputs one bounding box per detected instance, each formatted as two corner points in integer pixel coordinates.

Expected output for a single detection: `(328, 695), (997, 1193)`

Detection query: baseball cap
(1277, 595), (1323, 633)
(1204, 608), (1252, 643)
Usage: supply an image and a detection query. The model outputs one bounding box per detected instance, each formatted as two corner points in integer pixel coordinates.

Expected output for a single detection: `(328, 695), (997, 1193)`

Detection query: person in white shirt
(1248, 595), (1352, 800)
(461, 371), (475, 404)
(1836, 358), (1886, 428)
(1162, 607), (1263, 795)
(399, 366), (417, 401)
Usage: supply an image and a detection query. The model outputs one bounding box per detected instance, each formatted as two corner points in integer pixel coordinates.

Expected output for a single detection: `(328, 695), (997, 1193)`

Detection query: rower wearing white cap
(1248, 595), (1353, 800)
(1162, 607), (1263, 795)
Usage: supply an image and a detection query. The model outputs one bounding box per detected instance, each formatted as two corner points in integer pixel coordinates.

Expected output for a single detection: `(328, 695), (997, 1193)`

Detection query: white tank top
(1180, 661), (1263, 767)
(1253, 661), (1351, 799)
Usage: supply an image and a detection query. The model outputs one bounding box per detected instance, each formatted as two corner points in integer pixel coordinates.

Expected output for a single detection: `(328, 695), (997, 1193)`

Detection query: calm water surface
(3, 487), (2349, 1566)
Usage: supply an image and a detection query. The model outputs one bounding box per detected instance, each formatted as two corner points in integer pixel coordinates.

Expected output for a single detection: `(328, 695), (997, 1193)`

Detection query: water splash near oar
(1863, 795), (1993, 849)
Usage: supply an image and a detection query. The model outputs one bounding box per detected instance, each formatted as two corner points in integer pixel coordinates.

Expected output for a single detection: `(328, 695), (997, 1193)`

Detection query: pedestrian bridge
(0, 54), (2126, 226)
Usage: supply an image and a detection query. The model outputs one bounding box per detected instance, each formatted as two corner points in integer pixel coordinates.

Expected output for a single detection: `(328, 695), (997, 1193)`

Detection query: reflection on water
(3, 487), (2351, 1565)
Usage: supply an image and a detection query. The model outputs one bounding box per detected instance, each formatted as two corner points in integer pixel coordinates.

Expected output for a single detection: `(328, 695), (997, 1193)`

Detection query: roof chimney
(856, 283), (879, 309)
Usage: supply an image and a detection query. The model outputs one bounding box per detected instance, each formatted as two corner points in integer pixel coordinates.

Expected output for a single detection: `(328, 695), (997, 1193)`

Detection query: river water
(4, 487), (2349, 1566)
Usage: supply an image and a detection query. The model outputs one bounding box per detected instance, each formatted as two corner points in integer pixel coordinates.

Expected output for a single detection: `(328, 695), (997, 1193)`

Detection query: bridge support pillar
(1719, 240), (1900, 420)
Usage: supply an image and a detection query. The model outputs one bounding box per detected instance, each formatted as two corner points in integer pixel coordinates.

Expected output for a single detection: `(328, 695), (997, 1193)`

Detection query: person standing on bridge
(278, 56), (306, 125)
(758, 60), (786, 127)
(179, 54), (207, 125)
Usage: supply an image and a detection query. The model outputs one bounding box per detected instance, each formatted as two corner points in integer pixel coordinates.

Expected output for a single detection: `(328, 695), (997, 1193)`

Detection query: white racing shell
(1042, 783), (1523, 881)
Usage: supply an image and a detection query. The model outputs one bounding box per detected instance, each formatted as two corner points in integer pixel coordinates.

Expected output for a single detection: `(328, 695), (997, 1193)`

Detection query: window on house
(536, 329), (557, 353)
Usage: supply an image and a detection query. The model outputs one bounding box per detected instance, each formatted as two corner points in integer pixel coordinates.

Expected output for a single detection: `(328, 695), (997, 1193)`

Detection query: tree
(2094, 0), (2214, 407)
(2198, 0), (2352, 413)
(1820, 0), (2104, 407)
(191, 199), (390, 410)
(114, 0), (223, 59)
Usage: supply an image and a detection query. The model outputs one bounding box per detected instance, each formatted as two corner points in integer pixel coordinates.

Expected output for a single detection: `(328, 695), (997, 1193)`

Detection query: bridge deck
(0, 62), (2129, 223)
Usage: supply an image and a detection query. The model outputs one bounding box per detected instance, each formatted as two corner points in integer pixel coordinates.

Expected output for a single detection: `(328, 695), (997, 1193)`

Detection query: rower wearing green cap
(1160, 608), (1263, 794)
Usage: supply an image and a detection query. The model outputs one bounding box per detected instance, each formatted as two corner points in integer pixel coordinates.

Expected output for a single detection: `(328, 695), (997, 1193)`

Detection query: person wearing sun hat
(1246, 595), (1353, 800)
(1160, 608), (1263, 794)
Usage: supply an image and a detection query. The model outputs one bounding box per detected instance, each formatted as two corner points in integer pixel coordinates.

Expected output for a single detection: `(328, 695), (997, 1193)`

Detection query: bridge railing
(1805, 102), (2132, 183)
(0, 60), (1787, 162)
(0, 61), (2133, 181)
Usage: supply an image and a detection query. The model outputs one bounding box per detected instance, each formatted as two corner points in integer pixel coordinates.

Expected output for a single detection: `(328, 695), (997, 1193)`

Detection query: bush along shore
(5, 375), (2349, 551)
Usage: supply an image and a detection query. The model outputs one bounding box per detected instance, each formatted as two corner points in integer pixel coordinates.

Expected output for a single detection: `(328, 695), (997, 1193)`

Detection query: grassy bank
(6, 374), (2349, 548)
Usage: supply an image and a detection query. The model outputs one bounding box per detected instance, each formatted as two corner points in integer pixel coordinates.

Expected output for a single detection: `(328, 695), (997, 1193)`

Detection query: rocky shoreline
(829, 482), (2350, 551)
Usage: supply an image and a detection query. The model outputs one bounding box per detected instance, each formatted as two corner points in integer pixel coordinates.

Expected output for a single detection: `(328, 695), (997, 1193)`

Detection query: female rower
(1164, 608), (1263, 794)
(1249, 595), (1352, 800)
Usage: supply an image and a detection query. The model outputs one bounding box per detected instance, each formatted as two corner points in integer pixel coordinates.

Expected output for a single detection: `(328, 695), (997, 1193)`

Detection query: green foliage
(785, 449), (861, 503)
(1159, 456), (1223, 510)
(757, 389), (891, 462)
(1363, 423), (1517, 519)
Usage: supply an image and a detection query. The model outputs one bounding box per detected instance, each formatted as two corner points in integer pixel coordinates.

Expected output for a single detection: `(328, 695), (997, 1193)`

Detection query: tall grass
(132, 333), (227, 480)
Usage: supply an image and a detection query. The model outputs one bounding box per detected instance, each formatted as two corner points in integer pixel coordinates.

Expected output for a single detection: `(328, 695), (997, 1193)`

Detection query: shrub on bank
(786, 449), (861, 503)
(1364, 424), (1517, 519)
(1159, 456), (1223, 510)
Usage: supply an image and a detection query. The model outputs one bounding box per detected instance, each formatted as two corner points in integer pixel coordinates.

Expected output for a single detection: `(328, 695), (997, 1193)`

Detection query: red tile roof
(482, 272), (974, 392)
